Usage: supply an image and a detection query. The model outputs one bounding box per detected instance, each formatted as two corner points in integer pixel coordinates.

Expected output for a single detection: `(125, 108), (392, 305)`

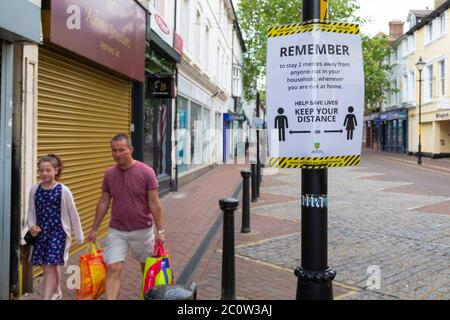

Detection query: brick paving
(21, 148), (450, 300)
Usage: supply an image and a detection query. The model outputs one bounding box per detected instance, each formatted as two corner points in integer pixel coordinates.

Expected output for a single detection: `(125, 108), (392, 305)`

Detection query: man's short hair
(111, 133), (132, 148)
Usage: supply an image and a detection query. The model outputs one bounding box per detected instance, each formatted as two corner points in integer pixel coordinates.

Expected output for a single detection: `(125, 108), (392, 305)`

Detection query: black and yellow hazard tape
(269, 155), (361, 169)
(267, 21), (360, 38)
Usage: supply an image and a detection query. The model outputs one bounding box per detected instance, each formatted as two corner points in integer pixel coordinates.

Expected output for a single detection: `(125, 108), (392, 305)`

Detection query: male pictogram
(275, 108), (288, 141)
(343, 106), (357, 140)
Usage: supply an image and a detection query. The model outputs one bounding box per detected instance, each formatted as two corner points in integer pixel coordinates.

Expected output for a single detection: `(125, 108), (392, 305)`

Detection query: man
(88, 133), (165, 300)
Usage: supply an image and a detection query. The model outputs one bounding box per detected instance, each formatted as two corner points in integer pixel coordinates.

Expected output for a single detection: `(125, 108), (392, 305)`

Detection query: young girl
(27, 154), (84, 300)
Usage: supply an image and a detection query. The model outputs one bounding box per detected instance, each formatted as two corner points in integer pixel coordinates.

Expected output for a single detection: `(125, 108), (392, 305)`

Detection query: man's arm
(88, 192), (112, 242)
(148, 189), (165, 243)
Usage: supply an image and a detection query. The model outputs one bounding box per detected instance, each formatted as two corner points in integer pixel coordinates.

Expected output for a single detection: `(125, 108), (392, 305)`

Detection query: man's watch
(157, 229), (165, 235)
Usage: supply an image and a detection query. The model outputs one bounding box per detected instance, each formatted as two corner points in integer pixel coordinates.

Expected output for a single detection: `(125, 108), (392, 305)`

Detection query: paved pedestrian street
(235, 166), (450, 300)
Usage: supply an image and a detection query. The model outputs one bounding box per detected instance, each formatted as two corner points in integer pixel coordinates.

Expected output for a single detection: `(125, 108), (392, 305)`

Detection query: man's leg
(106, 262), (124, 300)
(103, 228), (129, 300)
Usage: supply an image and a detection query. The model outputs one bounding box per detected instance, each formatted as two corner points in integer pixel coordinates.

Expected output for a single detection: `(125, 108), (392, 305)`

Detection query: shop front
(379, 109), (408, 153)
(39, 0), (146, 249)
(408, 106), (450, 158)
(0, 0), (40, 299)
(136, 4), (181, 196)
(176, 74), (215, 186)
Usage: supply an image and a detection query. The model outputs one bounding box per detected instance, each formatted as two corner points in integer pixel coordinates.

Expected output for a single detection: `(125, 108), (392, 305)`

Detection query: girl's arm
(64, 187), (84, 244)
(27, 186), (37, 229)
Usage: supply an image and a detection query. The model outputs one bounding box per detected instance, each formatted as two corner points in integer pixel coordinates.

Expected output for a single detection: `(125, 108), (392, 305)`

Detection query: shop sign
(148, 4), (173, 48)
(174, 32), (184, 56)
(234, 114), (246, 122)
(45, 0), (146, 82)
(436, 112), (449, 120)
(149, 76), (176, 98)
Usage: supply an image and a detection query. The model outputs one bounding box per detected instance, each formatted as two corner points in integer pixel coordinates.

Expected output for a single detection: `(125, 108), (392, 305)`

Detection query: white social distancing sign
(266, 22), (364, 169)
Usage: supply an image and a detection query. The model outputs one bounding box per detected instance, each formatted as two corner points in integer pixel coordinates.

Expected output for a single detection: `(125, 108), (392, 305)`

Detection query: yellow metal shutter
(37, 46), (131, 256)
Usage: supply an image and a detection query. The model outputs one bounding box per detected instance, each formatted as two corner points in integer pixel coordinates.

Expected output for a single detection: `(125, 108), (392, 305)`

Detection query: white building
(152, 0), (245, 185)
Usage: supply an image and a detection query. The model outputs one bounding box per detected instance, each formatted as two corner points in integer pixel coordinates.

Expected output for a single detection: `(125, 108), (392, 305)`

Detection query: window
(176, 97), (189, 173)
(216, 45), (221, 82)
(233, 67), (242, 97)
(441, 12), (447, 34)
(402, 74), (408, 102)
(390, 80), (396, 105)
(426, 65), (433, 100)
(190, 102), (203, 166)
(202, 108), (211, 164)
(427, 22), (433, 43)
(408, 71), (415, 101)
(181, 0), (190, 49)
(440, 60), (446, 96)
(205, 23), (210, 72)
(194, 10), (201, 61)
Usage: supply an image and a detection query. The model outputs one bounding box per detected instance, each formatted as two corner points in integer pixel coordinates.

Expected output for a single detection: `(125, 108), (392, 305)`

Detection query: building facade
(376, 0), (450, 158)
(405, 0), (450, 158)
(0, 0), (41, 300)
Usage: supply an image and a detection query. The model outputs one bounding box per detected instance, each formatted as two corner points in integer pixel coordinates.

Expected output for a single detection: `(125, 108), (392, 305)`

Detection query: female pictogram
(343, 106), (357, 140)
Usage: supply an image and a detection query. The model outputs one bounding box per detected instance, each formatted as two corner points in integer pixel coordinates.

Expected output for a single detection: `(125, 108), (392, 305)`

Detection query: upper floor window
(440, 60), (446, 96)
(232, 67), (242, 97)
(439, 12), (446, 34)
(181, 0), (190, 48)
(426, 65), (434, 100)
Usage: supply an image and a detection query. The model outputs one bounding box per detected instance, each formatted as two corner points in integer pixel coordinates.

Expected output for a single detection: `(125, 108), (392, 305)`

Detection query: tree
(237, 0), (364, 100)
(362, 34), (395, 111)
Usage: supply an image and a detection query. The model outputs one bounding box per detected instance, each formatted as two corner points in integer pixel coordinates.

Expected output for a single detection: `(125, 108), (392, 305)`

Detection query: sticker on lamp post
(266, 22), (364, 169)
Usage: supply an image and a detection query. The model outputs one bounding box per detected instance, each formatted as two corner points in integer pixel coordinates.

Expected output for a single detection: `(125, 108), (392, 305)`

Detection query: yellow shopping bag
(76, 242), (107, 300)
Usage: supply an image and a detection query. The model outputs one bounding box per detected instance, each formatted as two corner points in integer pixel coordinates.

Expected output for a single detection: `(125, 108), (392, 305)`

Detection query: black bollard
(240, 170), (252, 233)
(251, 163), (258, 202)
(256, 162), (261, 198)
(219, 198), (239, 300)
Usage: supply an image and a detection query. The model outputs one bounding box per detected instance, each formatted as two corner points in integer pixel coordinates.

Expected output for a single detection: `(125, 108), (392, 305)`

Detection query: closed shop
(37, 46), (132, 245)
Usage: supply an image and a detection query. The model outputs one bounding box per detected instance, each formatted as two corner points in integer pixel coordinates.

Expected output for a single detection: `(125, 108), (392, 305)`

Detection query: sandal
(51, 291), (63, 300)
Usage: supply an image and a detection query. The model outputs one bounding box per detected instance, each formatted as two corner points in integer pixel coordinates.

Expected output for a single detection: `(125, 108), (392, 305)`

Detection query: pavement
(22, 148), (450, 300)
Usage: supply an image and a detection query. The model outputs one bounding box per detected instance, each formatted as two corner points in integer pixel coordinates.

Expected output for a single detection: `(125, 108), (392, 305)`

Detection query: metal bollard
(240, 170), (252, 233)
(256, 162), (261, 198)
(219, 198), (239, 300)
(251, 163), (258, 202)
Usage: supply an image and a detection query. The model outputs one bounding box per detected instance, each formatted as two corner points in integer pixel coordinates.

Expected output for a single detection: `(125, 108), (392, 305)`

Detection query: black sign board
(149, 76), (176, 98)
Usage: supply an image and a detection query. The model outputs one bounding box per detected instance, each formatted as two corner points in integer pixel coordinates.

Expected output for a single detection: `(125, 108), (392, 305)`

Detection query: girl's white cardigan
(27, 183), (84, 266)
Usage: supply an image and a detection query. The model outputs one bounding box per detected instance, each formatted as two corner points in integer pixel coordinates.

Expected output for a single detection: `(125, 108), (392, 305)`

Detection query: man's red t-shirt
(102, 161), (159, 231)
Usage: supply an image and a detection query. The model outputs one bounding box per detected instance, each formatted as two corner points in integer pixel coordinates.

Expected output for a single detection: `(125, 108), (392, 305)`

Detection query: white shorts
(103, 227), (155, 265)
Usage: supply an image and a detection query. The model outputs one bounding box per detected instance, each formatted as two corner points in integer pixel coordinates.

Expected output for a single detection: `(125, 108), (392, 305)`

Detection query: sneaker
(51, 292), (63, 300)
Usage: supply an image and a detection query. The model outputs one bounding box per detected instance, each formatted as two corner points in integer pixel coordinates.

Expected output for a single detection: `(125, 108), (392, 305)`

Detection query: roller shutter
(37, 46), (131, 256)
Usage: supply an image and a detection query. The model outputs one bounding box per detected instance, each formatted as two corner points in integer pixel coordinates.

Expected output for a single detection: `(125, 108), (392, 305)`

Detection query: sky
(356, 0), (435, 36)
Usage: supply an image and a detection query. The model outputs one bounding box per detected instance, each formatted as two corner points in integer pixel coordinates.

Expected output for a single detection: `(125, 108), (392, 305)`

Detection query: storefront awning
(0, 0), (40, 43)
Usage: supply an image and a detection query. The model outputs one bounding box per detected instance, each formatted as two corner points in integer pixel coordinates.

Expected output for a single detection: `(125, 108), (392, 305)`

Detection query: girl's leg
(43, 265), (58, 300)
(55, 266), (62, 295)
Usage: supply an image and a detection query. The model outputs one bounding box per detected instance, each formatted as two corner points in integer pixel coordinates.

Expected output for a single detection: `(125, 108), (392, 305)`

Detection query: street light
(415, 57), (426, 165)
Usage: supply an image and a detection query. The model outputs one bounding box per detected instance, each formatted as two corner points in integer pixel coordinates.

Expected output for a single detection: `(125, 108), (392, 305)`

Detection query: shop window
(176, 97), (189, 173)
(190, 102), (203, 167)
(203, 108), (211, 164)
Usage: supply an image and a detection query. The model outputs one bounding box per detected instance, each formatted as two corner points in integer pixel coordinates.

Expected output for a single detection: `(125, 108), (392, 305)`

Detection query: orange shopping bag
(76, 242), (107, 300)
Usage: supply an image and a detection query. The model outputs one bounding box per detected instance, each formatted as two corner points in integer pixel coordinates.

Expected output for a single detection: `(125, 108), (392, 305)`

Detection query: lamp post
(415, 57), (426, 165)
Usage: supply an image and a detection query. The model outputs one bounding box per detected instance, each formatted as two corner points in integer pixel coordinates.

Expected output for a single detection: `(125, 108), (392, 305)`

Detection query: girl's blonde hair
(38, 154), (64, 181)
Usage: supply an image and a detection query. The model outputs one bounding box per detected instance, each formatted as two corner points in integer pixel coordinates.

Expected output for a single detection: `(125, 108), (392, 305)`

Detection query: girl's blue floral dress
(32, 183), (66, 266)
